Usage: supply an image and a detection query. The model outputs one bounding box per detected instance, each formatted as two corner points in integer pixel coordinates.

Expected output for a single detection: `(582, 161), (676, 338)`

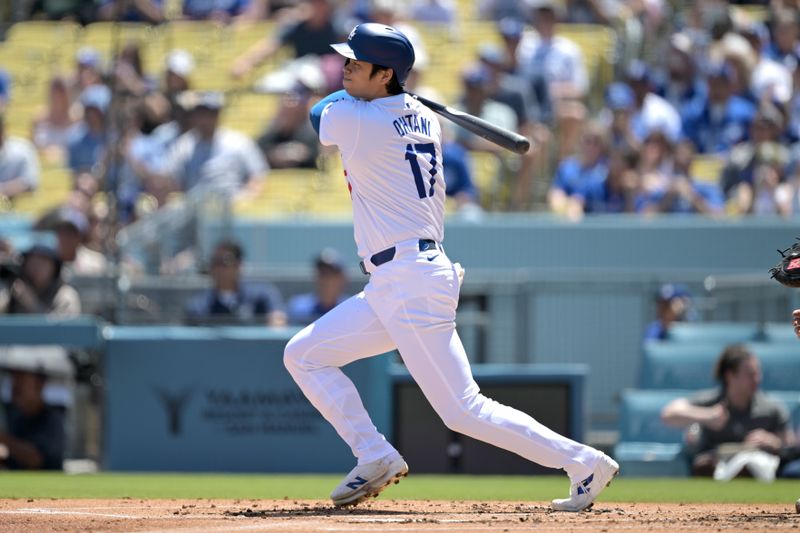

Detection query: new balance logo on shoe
(346, 476), (368, 490)
(576, 474), (594, 495)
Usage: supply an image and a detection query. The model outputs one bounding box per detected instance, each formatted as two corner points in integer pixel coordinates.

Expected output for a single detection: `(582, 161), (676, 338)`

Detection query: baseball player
(283, 23), (619, 510)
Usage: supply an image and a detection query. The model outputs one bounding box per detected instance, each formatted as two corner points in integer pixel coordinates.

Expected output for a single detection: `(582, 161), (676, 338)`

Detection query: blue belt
(359, 239), (441, 275)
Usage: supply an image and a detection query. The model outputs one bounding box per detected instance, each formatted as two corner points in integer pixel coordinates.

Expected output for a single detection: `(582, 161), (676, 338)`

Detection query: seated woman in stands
(661, 345), (795, 478)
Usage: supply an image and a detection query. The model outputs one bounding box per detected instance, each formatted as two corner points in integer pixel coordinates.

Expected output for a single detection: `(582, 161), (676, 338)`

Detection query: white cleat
(330, 453), (409, 507)
(551, 454), (619, 512)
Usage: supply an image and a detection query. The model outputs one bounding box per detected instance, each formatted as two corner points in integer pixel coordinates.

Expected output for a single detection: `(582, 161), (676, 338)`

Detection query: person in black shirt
(661, 344), (795, 476)
(231, 0), (344, 80)
(0, 369), (66, 470)
(185, 240), (286, 326)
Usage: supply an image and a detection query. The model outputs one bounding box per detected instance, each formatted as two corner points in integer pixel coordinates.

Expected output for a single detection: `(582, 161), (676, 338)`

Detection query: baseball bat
(409, 93), (531, 155)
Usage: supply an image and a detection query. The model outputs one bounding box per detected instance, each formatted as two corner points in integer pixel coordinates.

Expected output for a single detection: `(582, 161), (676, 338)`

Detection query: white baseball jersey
(286, 88), (606, 500)
(318, 93), (445, 259)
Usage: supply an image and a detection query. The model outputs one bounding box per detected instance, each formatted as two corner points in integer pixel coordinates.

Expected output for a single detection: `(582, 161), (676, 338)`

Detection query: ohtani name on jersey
(392, 114), (431, 138)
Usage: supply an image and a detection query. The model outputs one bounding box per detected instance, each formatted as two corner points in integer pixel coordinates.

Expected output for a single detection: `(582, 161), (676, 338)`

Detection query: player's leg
(284, 292), (397, 463)
(366, 254), (616, 510)
(283, 292), (408, 505)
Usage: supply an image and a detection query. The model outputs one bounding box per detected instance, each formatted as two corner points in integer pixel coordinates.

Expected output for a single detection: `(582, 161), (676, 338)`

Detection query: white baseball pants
(284, 239), (602, 482)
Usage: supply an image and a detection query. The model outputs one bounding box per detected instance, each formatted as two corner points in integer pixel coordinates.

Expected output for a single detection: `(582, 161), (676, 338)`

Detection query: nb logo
(427, 255), (439, 262)
(346, 476), (368, 490)
(576, 474), (593, 495)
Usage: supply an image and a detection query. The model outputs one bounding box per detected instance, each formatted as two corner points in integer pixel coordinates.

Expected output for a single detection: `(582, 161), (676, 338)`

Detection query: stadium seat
(640, 342), (800, 391)
(666, 322), (761, 344)
(614, 389), (689, 477)
(770, 391), (800, 430)
(763, 323), (798, 343)
(689, 155), (725, 184)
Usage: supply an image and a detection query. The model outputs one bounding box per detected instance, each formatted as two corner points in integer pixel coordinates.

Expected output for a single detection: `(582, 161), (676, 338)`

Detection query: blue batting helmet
(331, 23), (415, 85)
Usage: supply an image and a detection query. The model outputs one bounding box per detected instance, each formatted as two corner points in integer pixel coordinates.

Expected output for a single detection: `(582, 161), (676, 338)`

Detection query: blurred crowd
(2, 0), (800, 226)
(0, 1), (800, 292)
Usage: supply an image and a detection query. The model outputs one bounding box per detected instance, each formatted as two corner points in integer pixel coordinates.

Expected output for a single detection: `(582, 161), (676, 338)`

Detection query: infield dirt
(0, 499), (796, 532)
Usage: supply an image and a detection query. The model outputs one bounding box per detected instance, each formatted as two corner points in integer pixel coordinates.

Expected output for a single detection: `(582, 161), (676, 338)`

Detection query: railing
(115, 186), (233, 277)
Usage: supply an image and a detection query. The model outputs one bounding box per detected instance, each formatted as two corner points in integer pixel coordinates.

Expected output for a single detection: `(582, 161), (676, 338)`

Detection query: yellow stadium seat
(6, 21), (81, 47)
(690, 155), (725, 184)
(220, 92), (280, 136)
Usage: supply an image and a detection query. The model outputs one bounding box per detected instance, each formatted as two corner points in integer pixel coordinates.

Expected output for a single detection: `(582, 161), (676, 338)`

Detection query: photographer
(0, 244), (80, 317)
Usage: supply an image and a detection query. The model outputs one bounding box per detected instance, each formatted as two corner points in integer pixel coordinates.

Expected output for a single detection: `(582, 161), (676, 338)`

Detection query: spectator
(182, 0), (259, 23)
(638, 129), (676, 197)
(682, 62), (756, 154)
(185, 240), (286, 326)
(479, 42), (551, 209)
(497, 17), (526, 76)
(765, 8), (800, 71)
(750, 36), (794, 106)
(603, 82), (639, 153)
(108, 100), (170, 220)
(97, 0), (165, 23)
(159, 91), (268, 196)
(0, 114), (40, 202)
(476, 0), (530, 21)
(31, 76), (79, 165)
(661, 345), (795, 478)
(409, 0), (456, 25)
(626, 60), (683, 145)
(256, 84), (320, 169)
(660, 33), (707, 124)
(0, 69), (10, 113)
(548, 123), (608, 215)
(517, 1), (589, 157)
(231, 0), (343, 80)
(70, 48), (105, 101)
(150, 90), (195, 151)
(67, 84), (110, 178)
(0, 244), (81, 316)
(363, 0), (429, 89)
(722, 102), (790, 204)
(563, 0), (616, 25)
(163, 50), (195, 102)
(38, 207), (107, 276)
(0, 368), (66, 470)
(287, 248), (350, 326)
(442, 141), (481, 211)
(455, 66), (517, 153)
(643, 283), (691, 342)
(737, 142), (792, 216)
(793, 308), (800, 338)
(112, 42), (155, 97)
(642, 139), (725, 216)
(571, 148), (640, 216)
(27, 0), (96, 24)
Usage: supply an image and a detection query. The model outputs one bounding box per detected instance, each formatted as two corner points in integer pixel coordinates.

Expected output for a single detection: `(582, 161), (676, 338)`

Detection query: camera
(0, 261), (20, 283)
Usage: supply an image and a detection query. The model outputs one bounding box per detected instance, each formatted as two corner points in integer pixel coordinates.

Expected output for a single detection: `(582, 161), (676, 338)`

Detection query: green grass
(0, 473), (795, 503)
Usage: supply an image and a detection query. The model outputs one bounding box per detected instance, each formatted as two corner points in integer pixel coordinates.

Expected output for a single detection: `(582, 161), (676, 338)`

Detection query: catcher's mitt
(769, 238), (800, 288)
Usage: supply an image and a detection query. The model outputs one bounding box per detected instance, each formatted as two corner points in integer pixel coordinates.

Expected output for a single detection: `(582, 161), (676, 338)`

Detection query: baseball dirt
(0, 499), (796, 532)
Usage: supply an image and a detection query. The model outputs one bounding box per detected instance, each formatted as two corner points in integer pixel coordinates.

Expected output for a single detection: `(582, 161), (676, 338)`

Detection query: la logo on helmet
(348, 27), (357, 40)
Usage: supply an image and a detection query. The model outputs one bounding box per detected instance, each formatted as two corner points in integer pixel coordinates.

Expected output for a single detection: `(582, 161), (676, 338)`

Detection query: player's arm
(660, 397), (727, 430)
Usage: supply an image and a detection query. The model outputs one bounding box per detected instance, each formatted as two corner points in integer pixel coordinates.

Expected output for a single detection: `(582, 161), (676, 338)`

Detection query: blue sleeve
(309, 90), (354, 136)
